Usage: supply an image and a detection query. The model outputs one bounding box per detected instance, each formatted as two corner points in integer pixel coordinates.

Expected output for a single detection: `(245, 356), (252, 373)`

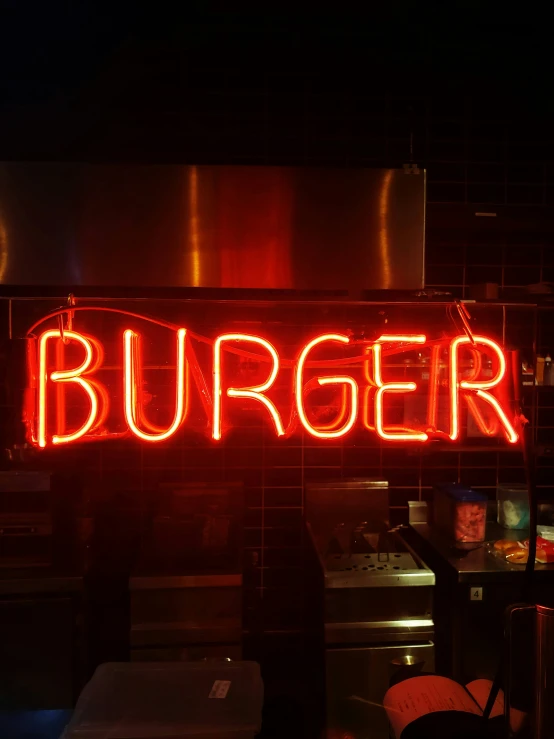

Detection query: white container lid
(62, 661), (263, 739)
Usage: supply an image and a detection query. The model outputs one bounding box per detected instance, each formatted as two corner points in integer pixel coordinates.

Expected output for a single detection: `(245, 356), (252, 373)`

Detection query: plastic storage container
(434, 483), (487, 544)
(497, 483), (530, 530)
(61, 661), (263, 739)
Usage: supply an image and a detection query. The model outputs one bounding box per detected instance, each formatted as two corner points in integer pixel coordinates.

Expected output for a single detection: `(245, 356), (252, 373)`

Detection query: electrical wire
(26, 305), (449, 367)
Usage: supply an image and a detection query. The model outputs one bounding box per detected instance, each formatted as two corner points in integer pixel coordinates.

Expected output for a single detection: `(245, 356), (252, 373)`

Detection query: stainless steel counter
(409, 522), (554, 584)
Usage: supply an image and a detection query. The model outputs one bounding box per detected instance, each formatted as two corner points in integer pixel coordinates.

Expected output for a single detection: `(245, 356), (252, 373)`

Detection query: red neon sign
(124, 329), (189, 442)
(213, 334), (285, 440)
(37, 330), (108, 448)
(449, 335), (518, 444)
(31, 326), (519, 447)
(373, 335), (428, 442)
(295, 334), (358, 439)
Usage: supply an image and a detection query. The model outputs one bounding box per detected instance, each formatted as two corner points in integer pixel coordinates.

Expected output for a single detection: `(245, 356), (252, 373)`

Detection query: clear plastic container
(497, 484), (530, 530)
(62, 661), (263, 739)
(434, 483), (487, 544)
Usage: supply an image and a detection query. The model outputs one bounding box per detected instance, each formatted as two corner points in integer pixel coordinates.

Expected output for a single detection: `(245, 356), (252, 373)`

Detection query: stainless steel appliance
(0, 471), (52, 568)
(0, 163), (425, 293)
(506, 602), (554, 738)
(129, 481), (243, 663)
(306, 480), (435, 739)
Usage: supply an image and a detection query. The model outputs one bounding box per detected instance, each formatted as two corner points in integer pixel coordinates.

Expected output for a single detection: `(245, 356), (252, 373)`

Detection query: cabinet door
(326, 642), (435, 739)
(0, 597), (75, 709)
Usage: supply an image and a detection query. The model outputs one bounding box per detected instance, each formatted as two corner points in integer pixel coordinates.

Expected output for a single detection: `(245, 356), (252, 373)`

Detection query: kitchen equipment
(434, 483), (487, 544)
(0, 573), (84, 710)
(149, 482), (243, 572)
(0, 471), (52, 568)
(497, 484), (530, 530)
(505, 603), (554, 738)
(305, 479), (435, 739)
(129, 482), (244, 663)
(61, 661), (263, 739)
(0, 163), (425, 293)
(407, 521), (554, 689)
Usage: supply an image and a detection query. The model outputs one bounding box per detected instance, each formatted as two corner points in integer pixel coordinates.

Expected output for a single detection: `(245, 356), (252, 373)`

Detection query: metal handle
(505, 603), (534, 737)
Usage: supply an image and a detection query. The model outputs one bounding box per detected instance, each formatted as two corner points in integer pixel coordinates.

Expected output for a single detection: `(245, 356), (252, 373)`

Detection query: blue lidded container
(434, 483), (487, 543)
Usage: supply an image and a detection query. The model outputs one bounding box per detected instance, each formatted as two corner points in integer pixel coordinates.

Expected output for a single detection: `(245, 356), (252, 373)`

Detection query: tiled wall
(2, 18), (554, 637)
(1, 297), (552, 634)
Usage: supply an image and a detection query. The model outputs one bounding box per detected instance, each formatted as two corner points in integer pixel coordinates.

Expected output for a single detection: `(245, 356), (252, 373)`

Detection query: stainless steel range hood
(0, 163), (425, 293)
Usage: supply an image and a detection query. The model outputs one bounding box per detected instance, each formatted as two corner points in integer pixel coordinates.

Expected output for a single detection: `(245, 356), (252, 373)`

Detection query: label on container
(209, 680), (231, 699)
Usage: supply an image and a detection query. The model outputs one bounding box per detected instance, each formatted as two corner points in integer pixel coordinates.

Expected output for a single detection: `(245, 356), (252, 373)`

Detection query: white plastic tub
(61, 661), (263, 739)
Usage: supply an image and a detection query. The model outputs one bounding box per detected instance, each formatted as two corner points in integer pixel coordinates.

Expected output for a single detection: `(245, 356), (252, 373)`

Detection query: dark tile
(459, 467), (498, 486)
(498, 467), (526, 484)
(244, 528), (262, 548)
(421, 487), (434, 504)
(427, 161), (466, 182)
(389, 507), (409, 526)
(183, 447), (225, 468)
(142, 445), (184, 468)
(541, 266), (554, 282)
(101, 444), (142, 470)
(504, 244), (542, 266)
(264, 567), (303, 588)
(265, 446), (303, 467)
(538, 489), (554, 504)
(243, 566), (262, 589)
(507, 163), (544, 184)
(265, 467), (302, 487)
(343, 447), (381, 467)
(224, 447), (264, 468)
(535, 468), (554, 486)
(265, 509), (302, 527)
(504, 266), (541, 287)
(303, 467), (340, 482)
(304, 446), (342, 466)
(245, 488), (262, 507)
(100, 469), (144, 491)
(460, 451), (498, 467)
(260, 590), (303, 629)
(386, 468), (420, 486)
(498, 447), (523, 467)
(536, 429), (554, 445)
(427, 182), (466, 203)
(538, 407), (554, 427)
(381, 448), (419, 467)
(389, 488), (419, 506)
(466, 242), (503, 266)
(245, 509), (262, 527)
(264, 527), (302, 547)
(507, 185), (544, 205)
(223, 466), (263, 486)
(425, 240), (465, 266)
(265, 488), (303, 507)
(466, 265), (503, 285)
(426, 265), (465, 285)
(265, 548), (303, 567)
(421, 467), (458, 487)
(467, 183), (505, 204)
(466, 162), (505, 183)
(428, 139), (465, 160)
(542, 247), (554, 268)
(421, 451), (460, 468)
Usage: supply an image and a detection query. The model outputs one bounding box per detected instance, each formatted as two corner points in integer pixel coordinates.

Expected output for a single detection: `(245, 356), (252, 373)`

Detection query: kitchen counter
(404, 521), (554, 684)
(408, 522), (554, 584)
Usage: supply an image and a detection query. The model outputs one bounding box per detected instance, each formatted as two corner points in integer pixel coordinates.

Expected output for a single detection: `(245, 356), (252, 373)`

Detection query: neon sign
(29, 326), (519, 448)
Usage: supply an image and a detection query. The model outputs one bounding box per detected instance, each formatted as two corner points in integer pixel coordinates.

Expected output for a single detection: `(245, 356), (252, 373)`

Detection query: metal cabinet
(0, 595), (80, 709)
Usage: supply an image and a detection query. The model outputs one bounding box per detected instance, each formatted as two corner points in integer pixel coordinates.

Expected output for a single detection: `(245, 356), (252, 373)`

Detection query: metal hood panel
(0, 163), (425, 292)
